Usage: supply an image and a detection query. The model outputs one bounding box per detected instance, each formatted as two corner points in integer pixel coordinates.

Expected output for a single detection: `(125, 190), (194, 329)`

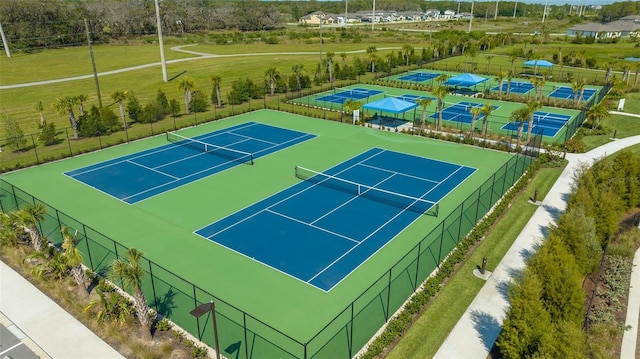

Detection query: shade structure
(444, 73), (488, 88)
(523, 59), (554, 68)
(363, 97), (418, 114)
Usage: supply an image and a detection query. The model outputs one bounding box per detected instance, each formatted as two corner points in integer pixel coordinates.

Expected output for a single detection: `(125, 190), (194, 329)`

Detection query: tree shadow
(470, 309), (502, 352)
(155, 288), (177, 318)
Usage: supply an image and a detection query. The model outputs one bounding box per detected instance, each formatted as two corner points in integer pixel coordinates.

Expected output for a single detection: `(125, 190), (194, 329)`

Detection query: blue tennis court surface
(492, 81), (533, 94)
(316, 88), (383, 104)
(195, 148), (476, 291)
(501, 111), (572, 137)
(64, 122), (316, 204)
(549, 86), (597, 101)
(429, 101), (501, 125)
(398, 71), (440, 82)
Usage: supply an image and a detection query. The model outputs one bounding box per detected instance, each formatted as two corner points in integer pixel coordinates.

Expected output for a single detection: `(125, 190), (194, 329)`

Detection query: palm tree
(468, 107), (483, 140)
(291, 64), (305, 91)
(61, 226), (88, 298)
(0, 212), (20, 248)
(366, 46), (377, 73)
(510, 106), (530, 149)
(177, 78), (196, 114)
(265, 67), (279, 96)
(634, 62), (640, 87)
(485, 55), (495, 73)
(604, 62), (614, 85)
(209, 75), (222, 107)
(343, 99), (363, 124)
(585, 102), (610, 129)
(340, 52), (347, 67)
(14, 203), (47, 251)
(525, 100), (542, 143)
(35, 101), (46, 125)
(480, 102), (495, 139)
(52, 96), (80, 139)
(415, 97), (433, 134)
(530, 77), (546, 100)
(557, 47), (564, 80)
(435, 73), (449, 85)
(76, 94), (88, 116)
(111, 90), (129, 129)
(495, 72), (506, 98)
(571, 79), (586, 104)
(508, 51), (519, 75)
(506, 71), (514, 96)
(432, 85), (449, 132)
(326, 52), (334, 83)
(402, 44), (414, 66)
(111, 248), (154, 340)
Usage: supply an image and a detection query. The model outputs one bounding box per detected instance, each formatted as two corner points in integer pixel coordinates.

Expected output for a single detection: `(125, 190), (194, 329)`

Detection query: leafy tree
(497, 270), (553, 359)
(38, 121), (57, 146)
(169, 99), (180, 119)
(3, 114), (28, 151)
(177, 78), (197, 115)
(61, 226), (88, 298)
(14, 203), (47, 251)
(139, 102), (164, 124)
(110, 248), (154, 340)
(549, 206), (600, 275)
(0, 212), (21, 248)
(611, 150), (640, 208)
(529, 237), (585, 325)
(52, 96), (80, 139)
(189, 89), (209, 113)
(111, 90), (129, 129)
(156, 89), (170, 116)
(126, 92), (142, 124)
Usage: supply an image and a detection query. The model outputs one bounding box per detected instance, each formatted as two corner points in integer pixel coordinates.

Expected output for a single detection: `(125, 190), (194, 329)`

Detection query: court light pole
(154, 0), (168, 82)
(190, 301), (221, 359)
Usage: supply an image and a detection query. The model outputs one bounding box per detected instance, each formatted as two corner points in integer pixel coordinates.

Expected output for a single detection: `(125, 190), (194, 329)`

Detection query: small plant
(191, 345), (208, 358)
(155, 318), (172, 332)
(184, 339), (194, 348)
(172, 329), (184, 342)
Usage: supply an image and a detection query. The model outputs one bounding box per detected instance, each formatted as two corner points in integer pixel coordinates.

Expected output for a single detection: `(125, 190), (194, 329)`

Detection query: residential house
(299, 11), (325, 25)
(442, 9), (456, 20)
(567, 15), (640, 38)
(425, 9), (441, 19)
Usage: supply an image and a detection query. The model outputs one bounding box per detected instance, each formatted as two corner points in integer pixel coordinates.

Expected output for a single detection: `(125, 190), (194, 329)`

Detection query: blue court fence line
(0, 133), (541, 358)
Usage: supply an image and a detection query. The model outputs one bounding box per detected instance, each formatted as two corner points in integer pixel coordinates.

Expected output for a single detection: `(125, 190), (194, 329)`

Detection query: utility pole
(0, 19), (11, 58)
(542, 0), (549, 23)
(468, 0), (475, 33)
(494, 0), (499, 20)
(372, 0), (376, 31)
(154, 0), (168, 83)
(345, 0), (348, 28)
(84, 19), (102, 107)
(513, 1), (518, 18)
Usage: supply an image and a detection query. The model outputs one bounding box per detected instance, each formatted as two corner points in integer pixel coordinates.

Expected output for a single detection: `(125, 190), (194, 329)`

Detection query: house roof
(620, 15), (640, 21)
(607, 19), (640, 32)
(569, 22), (620, 32)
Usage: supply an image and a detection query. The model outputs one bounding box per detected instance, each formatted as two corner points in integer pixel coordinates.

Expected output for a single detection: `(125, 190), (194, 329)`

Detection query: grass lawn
(386, 164), (565, 359)
(581, 92), (640, 151)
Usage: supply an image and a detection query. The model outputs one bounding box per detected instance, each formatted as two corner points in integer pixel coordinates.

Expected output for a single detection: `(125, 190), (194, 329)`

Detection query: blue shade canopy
(523, 59), (554, 68)
(363, 97), (418, 114)
(444, 73), (488, 87)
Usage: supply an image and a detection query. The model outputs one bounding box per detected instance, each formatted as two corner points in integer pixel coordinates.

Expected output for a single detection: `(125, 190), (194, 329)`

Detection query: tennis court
(492, 81), (534, 94)
(195, 148), (475, 291)
(549, 86), (597, 101)
(315, 88), (384, 104)
(397, 71), (440, 82)
(429, 101), (501, 125)
(501, 111), (572, 137)
(64, 122), (315, 204)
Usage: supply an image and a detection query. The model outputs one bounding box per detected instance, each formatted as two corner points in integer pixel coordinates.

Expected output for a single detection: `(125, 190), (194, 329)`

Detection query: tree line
(2, 0), (630, 52)
(497, 150), (640, 358)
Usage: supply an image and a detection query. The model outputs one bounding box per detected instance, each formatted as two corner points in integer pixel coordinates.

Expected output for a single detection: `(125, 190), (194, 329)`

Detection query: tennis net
(295, 166), (439, 216)
(533, 113), (570, 127)
(333, 88), (370, 99)
(408, 70), (438, 78)
(166, 131), (254, 165)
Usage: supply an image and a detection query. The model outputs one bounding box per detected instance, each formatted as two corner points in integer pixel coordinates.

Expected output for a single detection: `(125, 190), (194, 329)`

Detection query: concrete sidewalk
(434, 135), (640, 359)
(0, 260), (125, 359)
